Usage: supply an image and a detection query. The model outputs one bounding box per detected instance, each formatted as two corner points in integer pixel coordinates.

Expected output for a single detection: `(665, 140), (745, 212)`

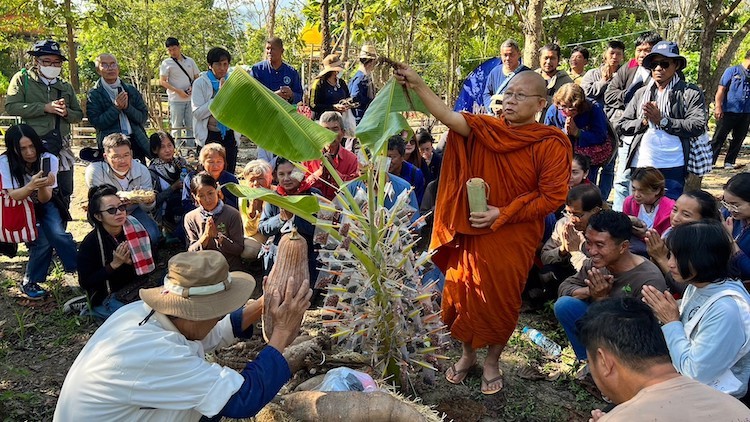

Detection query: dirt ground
(0, 144), (747, 422)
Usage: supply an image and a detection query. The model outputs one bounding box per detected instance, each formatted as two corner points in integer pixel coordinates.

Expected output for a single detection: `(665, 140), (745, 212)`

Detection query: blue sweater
(250, 61), (303, 104)
(727, 212), (750, 279)
(544, 102), (608, 148)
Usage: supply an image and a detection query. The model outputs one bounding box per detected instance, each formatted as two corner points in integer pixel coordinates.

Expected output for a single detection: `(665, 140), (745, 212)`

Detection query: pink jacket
(623, 195), (675, 236)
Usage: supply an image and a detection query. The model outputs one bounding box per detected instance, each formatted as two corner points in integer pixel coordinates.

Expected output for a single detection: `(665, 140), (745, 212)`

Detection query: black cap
(165, 37), (180, 47)
(28, 40), (67, 61)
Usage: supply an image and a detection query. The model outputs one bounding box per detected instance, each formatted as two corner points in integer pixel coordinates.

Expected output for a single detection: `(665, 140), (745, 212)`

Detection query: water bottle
(180, 167), (189, 182)
(522, 326), (562, 358)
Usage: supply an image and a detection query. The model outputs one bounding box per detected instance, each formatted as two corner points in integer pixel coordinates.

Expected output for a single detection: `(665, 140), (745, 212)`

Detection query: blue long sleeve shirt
(482, 64), (530, 110)
(250, 61), (303, 104)
(726, 211), (750, 279)
(544, 102), (608, 148)
(348, 70), (374, 121)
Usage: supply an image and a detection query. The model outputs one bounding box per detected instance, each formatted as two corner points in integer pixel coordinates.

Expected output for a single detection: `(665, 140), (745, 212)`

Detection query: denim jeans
(87, 295), (126, 320)
(25, 202), (77, 283)
(554, 295), (590, 360)
(588, 160), (616, 202)
(130, 207), (162, 245)
(612, 141), (632, 212)
(169, 101), (194, 145)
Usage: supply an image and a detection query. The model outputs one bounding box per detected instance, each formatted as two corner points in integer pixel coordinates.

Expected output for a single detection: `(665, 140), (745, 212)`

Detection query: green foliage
(0, 72), (9, 96)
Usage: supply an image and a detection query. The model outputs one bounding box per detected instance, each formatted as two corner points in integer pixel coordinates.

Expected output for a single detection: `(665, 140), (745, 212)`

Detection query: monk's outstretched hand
(469, 205), (500, 229)
(393, 63), (424, 90)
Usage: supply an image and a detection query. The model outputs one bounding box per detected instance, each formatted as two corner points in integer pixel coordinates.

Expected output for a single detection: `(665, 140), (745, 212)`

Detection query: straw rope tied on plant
(209, 62), (450, 389)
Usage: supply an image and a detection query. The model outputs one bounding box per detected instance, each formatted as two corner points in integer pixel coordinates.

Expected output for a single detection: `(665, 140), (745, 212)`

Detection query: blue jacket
(86, 79), (150, 158)
(348, 70), (374, 120)
(482, 64), (530, 109)
(719, 65), (750, 114)
(544, 102), (608, 148)
(250, 61), (303, 104)
(396, 161), (425, 205)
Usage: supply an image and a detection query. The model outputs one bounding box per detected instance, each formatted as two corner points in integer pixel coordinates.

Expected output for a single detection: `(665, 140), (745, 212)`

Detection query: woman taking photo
(77, 185), (154, 319)
(0, 124), (76, 300)
(643, 220), (750, 398)
(148, 131), (191, 243)
(722, 173), (750, 279)
(623, 167), (675, 237)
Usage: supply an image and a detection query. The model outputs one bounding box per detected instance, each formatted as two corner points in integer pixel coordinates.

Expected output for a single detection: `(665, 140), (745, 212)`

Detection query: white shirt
(633, 127), (684, 168)
(160, 55), (200, 102)
(53, 302), (244, 421)
(0, 152), (59, 190)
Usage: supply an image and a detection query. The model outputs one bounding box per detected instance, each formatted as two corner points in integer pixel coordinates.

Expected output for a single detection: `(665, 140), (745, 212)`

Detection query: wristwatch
(659, 117), (669, 129)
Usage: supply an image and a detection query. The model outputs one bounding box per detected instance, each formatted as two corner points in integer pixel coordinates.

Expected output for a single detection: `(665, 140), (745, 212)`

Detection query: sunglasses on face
(100, 204), (127, 215)
(648, 60), (672, 70)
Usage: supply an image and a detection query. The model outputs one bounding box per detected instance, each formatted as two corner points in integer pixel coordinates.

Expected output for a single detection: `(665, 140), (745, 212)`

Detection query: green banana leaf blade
(209, 66), (334, 162)
(223, 183), (320, 223)
(356, 78), (430, 155)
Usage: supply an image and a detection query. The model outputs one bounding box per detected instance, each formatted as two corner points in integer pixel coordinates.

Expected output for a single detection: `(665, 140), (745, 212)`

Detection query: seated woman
(544, 83), (609, 187)
(722, 173), (750, 280)
(1, 124), (77, 300)
(643, 220), (750, 398)
(645, 190), (720, 293)
(240, 160), (273, 262)
(182, 143), (239, 214)
(259, 158), (319, 281)
(624, 167), (676, 237)
(184, 172), (244, 271)
(77, 185), (155, 319)
(148, 131), (192, 243)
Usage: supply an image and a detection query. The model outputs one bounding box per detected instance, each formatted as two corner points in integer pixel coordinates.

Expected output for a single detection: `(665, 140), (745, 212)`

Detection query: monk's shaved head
(509, 71), (547, 97)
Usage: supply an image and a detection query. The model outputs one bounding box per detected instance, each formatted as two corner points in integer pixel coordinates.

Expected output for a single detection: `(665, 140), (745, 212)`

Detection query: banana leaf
(209, 66), (335, 162)
(223, 183), (320, 224)
(356, 78), (430, 155)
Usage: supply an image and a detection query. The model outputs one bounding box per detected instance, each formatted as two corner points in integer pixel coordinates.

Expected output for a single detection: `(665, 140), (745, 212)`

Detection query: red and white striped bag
(0, 173), (37, 243)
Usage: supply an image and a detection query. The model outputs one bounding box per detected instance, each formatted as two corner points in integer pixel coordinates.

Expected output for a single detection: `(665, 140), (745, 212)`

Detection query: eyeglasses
(39, 60), (63, 67)
(503, 92), (543, 102)
(647, 60), (672, 70)
(100, 204), (127, 215)
(721, 200), (740, 213)
(100, 63), (119, 70)
(557, 104), (575, 112)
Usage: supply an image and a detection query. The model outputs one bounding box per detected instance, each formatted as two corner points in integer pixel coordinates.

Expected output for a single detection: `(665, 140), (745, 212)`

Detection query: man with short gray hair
(302, 111), (360, 200)
(482, 39), (530, 112)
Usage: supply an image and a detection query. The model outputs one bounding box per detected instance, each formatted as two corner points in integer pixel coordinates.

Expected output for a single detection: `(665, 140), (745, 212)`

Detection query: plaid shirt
(123, 216), (155, 275)
(688, 132), (713, 176)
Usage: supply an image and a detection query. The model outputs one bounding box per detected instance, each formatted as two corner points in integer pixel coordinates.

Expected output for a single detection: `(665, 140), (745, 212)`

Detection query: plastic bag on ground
(314, 367), (378, 392)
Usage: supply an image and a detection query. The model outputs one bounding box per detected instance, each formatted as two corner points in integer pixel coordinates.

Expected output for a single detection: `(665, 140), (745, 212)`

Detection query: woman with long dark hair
(0, 124), (76, 299)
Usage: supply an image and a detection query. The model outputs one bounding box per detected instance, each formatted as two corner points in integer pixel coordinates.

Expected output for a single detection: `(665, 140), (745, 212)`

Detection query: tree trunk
(704, 16), (750, 103)
(63, 0), (79, 92)
(405, 0), (418, 63)
(267, 0), (278, 37)
(321, 0), (331, 56)
(696, 0), (743, 93)
(523, 0), (545, 69)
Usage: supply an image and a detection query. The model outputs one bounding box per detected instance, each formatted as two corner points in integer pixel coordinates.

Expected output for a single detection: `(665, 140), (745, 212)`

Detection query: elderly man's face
(104, 145), (133, 175)
(635, 43), (654, 66)
(320, 120), (344, 145)
(97, 55), (120, 84)
(501, 46), (521, 70)
(387, 149), (404, 174)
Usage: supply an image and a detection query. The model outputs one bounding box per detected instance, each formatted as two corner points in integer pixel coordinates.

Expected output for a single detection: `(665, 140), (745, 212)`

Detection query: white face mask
(112, 167), (130, 177)
(40, 66), (61, 79)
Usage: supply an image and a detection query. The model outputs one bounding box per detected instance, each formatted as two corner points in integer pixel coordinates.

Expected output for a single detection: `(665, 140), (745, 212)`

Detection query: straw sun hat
(139, 251), (256, 321)
(317, 54), (345, 78)
(359, 45), (378, 60)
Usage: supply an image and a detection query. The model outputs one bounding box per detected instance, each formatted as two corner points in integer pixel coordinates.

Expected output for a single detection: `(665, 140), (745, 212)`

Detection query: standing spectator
(568, 45), (589, 85)
(605, 32), (662, 211)
(159, 37), (201, 144)
(618, 41), (706, 200)
(84, 133), (160, 244)
(578, 298), (750, 422)
(349, 45), (379, 123)
(184, 172), (245, 271)
(5, 40), (83, 212)
(182, 143), (239, 213)
(148, 131), (191, 243)
(76, 185), (154, 319)
(310, 54), (351, 121)
(710, 50), (750, 170)
(386, 135), (426, 205)
(581, 40), (626, 199)
(0, 124), (76, 300)
(87, 54), (151, 163)
(482, 39), (530, 111)
(192, 47), (241, 174)
(417, 128), (442, 184)
(302, 111), (359, 200)
(535, 43), (574, 118)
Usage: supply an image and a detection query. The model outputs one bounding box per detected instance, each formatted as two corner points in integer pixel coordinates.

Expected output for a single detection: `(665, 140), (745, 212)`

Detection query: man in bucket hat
(54, 250), (311, 421)
(5, 39), (83, 213)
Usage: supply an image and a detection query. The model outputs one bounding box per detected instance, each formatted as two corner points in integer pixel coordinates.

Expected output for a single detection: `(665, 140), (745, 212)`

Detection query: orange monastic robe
(431, 113), (571, 349)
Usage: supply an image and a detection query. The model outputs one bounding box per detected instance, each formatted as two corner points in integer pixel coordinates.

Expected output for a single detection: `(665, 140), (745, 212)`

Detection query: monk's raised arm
(394, 63), (471, 137)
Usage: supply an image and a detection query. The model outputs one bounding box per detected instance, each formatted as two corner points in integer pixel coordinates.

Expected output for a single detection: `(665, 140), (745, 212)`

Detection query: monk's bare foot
(481, 360), (504, 395)
(445, 353), (476, 384)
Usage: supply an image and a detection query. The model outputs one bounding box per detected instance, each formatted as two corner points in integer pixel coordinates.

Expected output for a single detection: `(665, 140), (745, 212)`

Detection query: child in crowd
(184, 172), (244, 271)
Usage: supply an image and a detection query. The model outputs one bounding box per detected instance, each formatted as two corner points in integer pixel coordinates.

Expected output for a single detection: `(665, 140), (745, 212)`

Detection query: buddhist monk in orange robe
(395, 67), (571, 394)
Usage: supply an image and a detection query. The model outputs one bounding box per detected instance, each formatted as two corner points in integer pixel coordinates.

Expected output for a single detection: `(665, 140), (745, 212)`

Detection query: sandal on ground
(517, 365), (546, 381)
(445, 360), (475, 384)
(481, 371), (504, 395)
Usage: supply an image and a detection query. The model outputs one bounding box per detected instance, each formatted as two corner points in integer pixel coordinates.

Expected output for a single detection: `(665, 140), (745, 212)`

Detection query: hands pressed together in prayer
(111, 242), (133, 269)
(44, 97), (68, 117)
(644, 228), (668, 263)
(565, 116), (579, 137)
(115, 91), (129, 110)
(642, 101), (662, 125)
(642, 284), (680, 324)
(585, 267), (614, 300)
(561, 222), (583, 255)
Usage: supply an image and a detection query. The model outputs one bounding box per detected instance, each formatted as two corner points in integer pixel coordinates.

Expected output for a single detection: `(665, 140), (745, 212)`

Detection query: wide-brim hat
(643, 41), (687, 70)
(140, 251), (256, 321)
(317, 54), (345, 78)
(359, 45), (378, 60)
(28, 40), (67, 61)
